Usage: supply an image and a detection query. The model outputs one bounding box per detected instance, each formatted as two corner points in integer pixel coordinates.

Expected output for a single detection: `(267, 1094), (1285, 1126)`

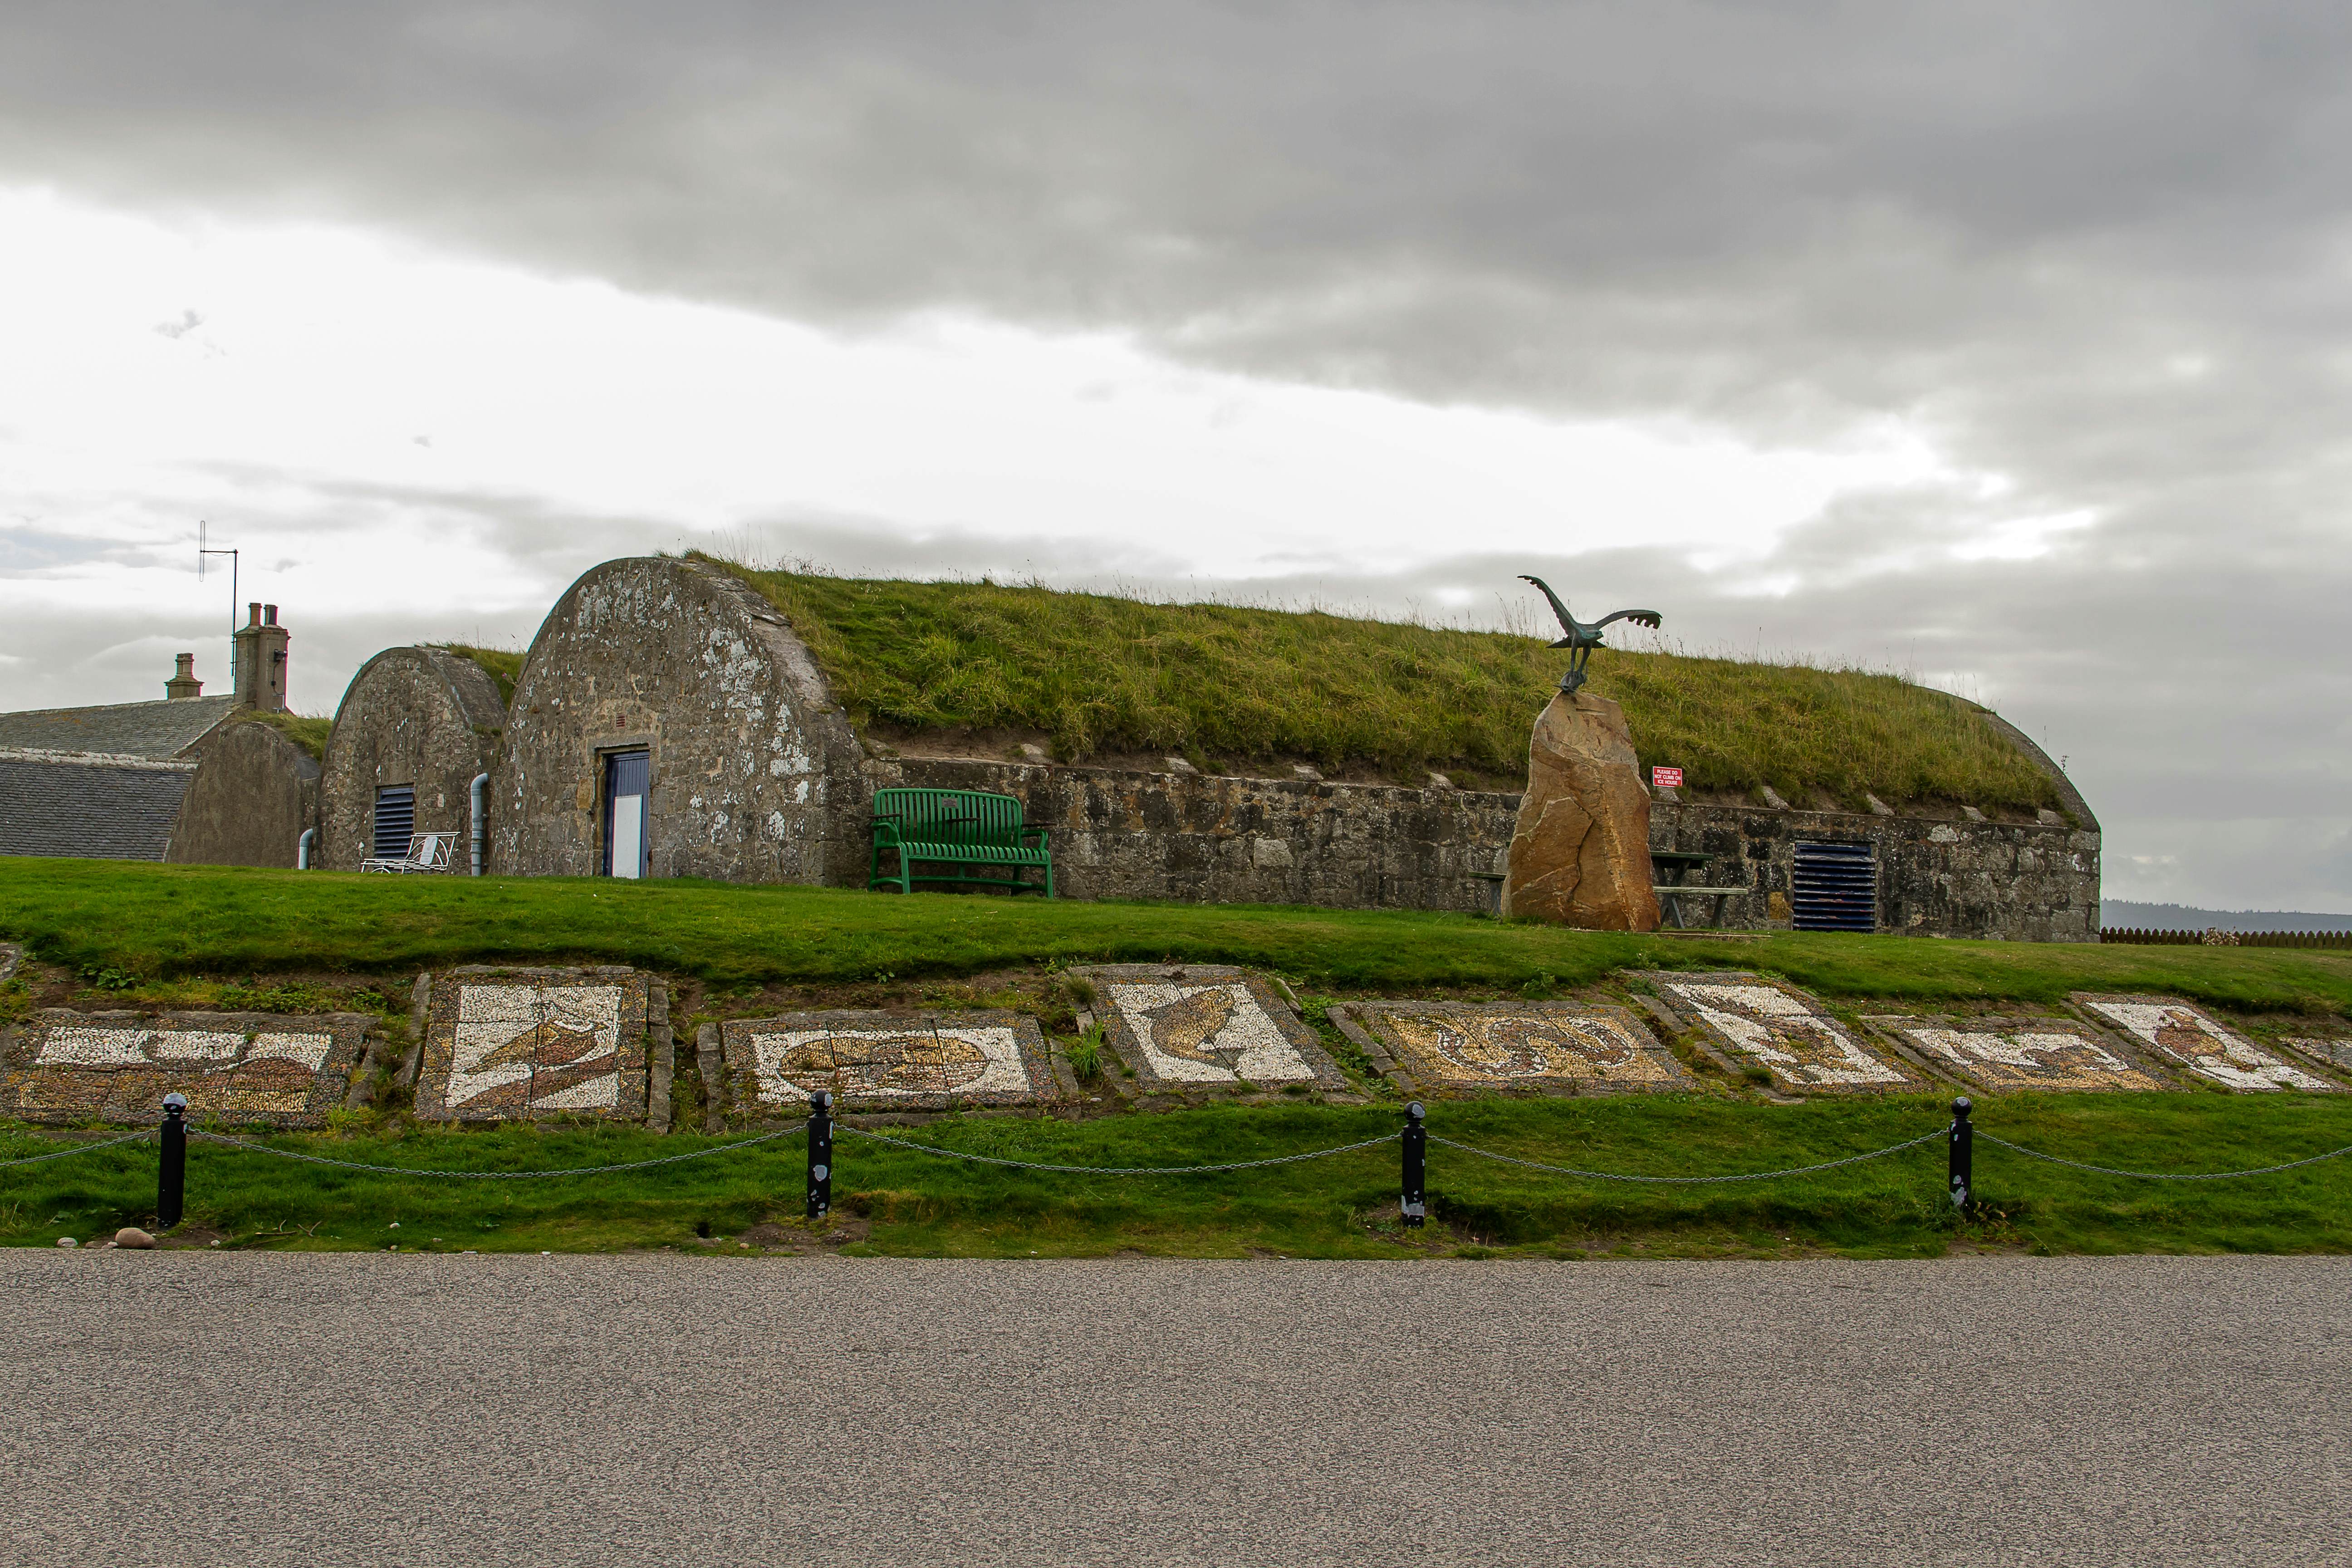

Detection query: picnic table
(1650, 849), (1746, 930)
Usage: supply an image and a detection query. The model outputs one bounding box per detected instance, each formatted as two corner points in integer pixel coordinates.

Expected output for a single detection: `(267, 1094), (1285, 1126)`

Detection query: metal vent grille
(372, 785), (416, 860)
(1791, 841), (1877, 931)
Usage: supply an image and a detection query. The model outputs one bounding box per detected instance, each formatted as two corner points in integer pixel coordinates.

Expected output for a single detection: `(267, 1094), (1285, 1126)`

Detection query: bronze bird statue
(1519, 575), (1661, 695)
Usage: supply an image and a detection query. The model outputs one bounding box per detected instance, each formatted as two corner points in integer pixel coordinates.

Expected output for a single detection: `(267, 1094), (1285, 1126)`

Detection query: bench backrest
(408, 832), (456, 869)
(872, 788), (1028, 847)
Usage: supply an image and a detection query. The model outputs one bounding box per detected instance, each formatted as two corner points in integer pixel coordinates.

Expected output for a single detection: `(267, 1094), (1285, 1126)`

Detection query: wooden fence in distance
(2099, 927), (2352, 950)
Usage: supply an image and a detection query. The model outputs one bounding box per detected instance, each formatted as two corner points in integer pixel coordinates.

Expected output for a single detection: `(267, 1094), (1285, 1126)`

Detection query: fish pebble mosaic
(1073, 965), (1348, 1091)
(2074, 996), (2339, 1093)
(722, 1010), (1062, 1112)
(1871, 1015), (2166, 1092)
(1333, 1000), (1693, 1097)
(0, 1011), (370, 1126)
(416, 967), (652, 1122)
(1634, 972), (1919, 1091)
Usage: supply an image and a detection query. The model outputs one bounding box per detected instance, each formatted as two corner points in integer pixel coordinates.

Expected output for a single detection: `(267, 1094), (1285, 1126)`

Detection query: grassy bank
(8, 860), (2347, 1258)
(717, 559), (2060, 809)
(6, 860), (2349, 1015)
(9, 1095), (2352, 1259)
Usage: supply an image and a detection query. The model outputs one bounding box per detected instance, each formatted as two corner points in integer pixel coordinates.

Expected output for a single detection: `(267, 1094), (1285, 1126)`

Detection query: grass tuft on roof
(708, 560), (2060, 811)
(230, 708), (332, 763)
(433, 644), (525, 707)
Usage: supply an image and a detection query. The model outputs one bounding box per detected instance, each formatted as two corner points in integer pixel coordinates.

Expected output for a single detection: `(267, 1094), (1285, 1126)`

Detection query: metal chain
(837, 1125), (1401, 1176)
(1975, 1129), (2352, 1181)
(1427, 1126), (1948, 1184)
(0, 1130), (154, 1169)
(186, 1124), (804, 1179)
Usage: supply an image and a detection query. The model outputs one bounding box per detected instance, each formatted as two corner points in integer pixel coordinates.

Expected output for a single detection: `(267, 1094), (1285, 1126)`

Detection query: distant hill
(2104, 901), (2352, 933)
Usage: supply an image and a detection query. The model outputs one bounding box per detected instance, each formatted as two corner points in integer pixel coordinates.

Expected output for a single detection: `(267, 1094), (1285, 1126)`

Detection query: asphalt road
(0, 1252), (2345, 1567)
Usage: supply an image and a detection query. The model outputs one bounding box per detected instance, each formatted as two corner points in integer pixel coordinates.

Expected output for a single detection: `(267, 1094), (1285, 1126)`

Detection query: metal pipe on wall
(470, 772), (489, 876)
(297, 827), (315, 870)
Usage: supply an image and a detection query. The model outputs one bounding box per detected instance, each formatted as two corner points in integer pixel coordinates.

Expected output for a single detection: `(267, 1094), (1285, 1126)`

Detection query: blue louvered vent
(1791, 841), (1877, 931)
(372, 785), (416, 860)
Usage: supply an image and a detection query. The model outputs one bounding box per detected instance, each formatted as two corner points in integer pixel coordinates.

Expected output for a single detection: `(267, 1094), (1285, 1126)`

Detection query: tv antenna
(197, 521), (239, 677)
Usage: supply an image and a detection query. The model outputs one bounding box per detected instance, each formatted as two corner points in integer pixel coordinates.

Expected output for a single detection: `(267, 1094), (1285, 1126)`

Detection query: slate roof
(0, 754), (196, 860)
(0, 696), (236, 761)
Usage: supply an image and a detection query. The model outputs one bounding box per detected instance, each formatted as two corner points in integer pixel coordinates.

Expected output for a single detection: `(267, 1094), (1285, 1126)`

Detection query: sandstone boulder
(1502, 692), (1659, 931)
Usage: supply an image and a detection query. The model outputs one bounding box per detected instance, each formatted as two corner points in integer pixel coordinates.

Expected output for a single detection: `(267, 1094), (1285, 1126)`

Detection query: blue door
(603, 751), (650, 878)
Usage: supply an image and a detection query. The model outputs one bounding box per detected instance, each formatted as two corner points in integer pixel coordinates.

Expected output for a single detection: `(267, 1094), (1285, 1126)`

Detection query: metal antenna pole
(198, 521), (239, 683)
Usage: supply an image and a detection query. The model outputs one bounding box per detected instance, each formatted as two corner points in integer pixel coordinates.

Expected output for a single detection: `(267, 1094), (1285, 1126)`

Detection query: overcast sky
(2, 3), (2346, 912)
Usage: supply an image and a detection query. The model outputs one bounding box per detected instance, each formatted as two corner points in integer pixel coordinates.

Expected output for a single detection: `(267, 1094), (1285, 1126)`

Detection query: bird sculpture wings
(1518, 575), (1661, 694)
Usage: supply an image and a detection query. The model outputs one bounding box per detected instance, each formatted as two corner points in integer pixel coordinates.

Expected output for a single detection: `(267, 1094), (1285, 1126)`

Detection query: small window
(1791, 841), (1877, 931)
(372, 785), (416, 860)
(603, 751), (650, 879)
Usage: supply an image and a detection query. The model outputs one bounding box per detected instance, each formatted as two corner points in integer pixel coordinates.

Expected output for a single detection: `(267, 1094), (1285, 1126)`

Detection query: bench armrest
(1018, 824), (1050, 848)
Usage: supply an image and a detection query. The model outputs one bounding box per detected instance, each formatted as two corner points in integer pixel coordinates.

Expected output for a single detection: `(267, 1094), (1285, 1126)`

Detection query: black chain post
(157, 1093), (187, 1230)
(1947, 1096), (1973, 1211)
(1401, 1101), (1426, 1227)
(806, 1090), (833, 1222)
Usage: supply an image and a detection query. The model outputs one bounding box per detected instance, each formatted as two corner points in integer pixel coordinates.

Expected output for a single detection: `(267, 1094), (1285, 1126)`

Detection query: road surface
(1, 1252), (2344, 1566)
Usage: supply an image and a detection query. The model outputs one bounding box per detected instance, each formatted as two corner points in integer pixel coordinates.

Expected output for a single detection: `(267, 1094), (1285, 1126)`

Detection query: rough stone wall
(868, 756), (1519, 911)
(492, 558), (865, 882)
(321, 647), (507, 871)
(164, 720), (318, 868)
(1649, 801), (2101, 941)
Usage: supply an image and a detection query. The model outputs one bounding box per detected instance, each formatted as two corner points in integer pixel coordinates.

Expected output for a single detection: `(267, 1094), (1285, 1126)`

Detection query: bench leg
(1662, 891), (1686, 930)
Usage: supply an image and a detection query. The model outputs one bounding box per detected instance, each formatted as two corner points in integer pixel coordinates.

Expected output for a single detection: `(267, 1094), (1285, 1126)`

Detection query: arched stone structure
(490, 558), (865, 882)
(321, 647), (507, 871)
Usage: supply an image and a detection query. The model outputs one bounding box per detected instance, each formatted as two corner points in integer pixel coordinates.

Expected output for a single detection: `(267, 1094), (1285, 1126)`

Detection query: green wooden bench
(868, 787), (1054, 897)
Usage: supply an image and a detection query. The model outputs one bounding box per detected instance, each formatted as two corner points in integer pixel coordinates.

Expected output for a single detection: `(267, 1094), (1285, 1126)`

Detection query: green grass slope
(713, 559), (2060, 811)
(5, 860), (2347, 1014)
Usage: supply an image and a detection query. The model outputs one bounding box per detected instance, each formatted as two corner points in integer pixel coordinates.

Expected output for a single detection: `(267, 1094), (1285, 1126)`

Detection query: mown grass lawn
(3, 860), (2349, 1258)
(4, 858), (2349, 1014)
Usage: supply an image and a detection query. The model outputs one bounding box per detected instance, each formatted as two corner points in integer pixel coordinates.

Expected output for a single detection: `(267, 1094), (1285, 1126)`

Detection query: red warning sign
(1651, 766), (1684, 789)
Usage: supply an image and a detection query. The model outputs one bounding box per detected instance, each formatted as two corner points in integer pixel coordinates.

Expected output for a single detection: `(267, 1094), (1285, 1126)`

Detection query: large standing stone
(1502, 692), (1659, 930)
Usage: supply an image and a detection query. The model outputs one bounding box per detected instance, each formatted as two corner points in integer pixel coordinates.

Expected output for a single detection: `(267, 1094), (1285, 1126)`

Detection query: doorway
(603, 750), (650, 878)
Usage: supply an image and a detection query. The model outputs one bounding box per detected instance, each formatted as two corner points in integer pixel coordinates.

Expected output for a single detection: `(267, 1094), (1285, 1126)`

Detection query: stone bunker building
(0, 604), (320, 867)
(318, 646), (509, 872)
(315, 555), (2101, 940)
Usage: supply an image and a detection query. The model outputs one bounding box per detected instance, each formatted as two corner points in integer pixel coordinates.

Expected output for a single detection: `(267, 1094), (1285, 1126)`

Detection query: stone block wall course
(1649, 800), (2100, 941)
(869, 755), (1519, 911)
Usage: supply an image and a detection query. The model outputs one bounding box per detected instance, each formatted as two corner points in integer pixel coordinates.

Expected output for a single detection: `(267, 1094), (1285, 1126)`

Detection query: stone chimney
(231, 602), (290, 711)
(164, 653), (204, 701)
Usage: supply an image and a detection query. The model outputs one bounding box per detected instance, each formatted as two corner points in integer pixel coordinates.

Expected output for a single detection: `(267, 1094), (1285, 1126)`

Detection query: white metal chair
(360, 831), (457, 874)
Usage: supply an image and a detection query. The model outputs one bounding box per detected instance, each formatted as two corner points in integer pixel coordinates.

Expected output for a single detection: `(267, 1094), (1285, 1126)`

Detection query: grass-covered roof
(712, 559), (2062, 813)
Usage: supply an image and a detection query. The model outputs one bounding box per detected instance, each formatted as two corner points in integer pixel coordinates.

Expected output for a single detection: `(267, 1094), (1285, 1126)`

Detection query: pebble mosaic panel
(416, 967), (650, 1122)
(1870, 1015), (2166, 1093)
(2074, 995), (2339, 1093)
(0, 1009), (368, 1126)
(722, 1010), (1062, 1112)
(1332, 1000), (1693, 1097)
(1633, 971), (1918, 1092)
(1074, 965), (1347, 1091)
(2282, 1037), (2352, 1073)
